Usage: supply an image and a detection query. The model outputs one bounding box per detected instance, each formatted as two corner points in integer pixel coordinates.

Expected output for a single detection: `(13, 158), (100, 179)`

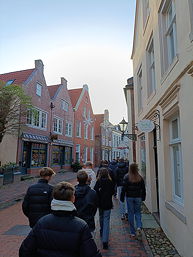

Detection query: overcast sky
(0, 0), (135, 124)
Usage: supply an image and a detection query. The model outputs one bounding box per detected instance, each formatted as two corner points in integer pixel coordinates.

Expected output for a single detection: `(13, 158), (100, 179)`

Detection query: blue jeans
(117, 186), (127, 215)
(126, 197), (142, 235)
(99, 209), (111, 243)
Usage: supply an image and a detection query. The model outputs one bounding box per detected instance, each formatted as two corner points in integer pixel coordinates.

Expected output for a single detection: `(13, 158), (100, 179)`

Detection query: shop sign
(137, 119), (155, 133)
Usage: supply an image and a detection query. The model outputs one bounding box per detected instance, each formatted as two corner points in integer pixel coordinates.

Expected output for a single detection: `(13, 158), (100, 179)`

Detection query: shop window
(52, 146), (64, 165)
(65, 147), (72, 164)
(31, 143), (47, 167)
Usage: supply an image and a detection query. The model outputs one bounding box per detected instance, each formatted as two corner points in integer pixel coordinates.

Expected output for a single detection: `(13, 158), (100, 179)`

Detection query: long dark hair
(97, 168), (112, 181)
(128, 163), (142, 183)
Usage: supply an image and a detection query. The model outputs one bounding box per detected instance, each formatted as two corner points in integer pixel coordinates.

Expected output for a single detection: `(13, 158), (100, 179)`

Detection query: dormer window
(5, 79), (15, 86)
(36, 83), (42, 96)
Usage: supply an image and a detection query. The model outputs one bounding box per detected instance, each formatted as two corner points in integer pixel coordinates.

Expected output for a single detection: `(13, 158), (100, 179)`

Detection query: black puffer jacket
(74, 184), (98, 231)
(121, 174), (146, 201)
(115, 162), (128, 186)
(94, 178), (115, 210)
(22, 179), (53, 227)
(19, 210), (102, 257)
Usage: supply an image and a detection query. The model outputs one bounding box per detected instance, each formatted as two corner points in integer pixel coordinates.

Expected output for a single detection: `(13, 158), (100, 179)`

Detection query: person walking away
(83, 161), (97, 189)
(22, 167), (55, 228)
(74, 170), (98, 234)
(19, 181), (102, 257)
(108, 159), (118, 197)
(121, 163), (146, 239)
(115, 158), (128, 220)
(94, 168), (115, 250)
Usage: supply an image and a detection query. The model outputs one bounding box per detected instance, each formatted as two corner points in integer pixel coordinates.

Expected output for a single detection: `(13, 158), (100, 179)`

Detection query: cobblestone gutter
(141, 204), (181, 257)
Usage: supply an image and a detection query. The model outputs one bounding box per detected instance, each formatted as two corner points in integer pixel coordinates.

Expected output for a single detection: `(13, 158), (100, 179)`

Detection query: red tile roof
(48, 84), (60, 99)
(68, 88), (82, 107)
(0, 68), (35, 85)
(94, 114), (104, 135)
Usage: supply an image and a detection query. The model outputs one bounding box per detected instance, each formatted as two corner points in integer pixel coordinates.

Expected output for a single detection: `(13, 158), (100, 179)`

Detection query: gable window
(147, 36), (156, 96)
(84, 124), (88, 139)
(169, 116), (183, 204)
(76, 121), (81, 137)
(137, 67), (143, 112)
(159, 0), (177, 74)
(83, 107), (86, 118)
(65, 122), (72, 137)
(36, 83), (42, 96)
(61, 99), (69, 111)
(90, 127), (94, 140)
(27, 108), (47, 129)
(53, 117), (63, 134)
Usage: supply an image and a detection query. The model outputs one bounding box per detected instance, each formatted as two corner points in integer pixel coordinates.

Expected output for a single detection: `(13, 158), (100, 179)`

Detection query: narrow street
(0, 172), (147, 257)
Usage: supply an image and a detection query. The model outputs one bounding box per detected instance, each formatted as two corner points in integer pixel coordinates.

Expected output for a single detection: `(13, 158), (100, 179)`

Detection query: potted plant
(71, 161), (82, 172)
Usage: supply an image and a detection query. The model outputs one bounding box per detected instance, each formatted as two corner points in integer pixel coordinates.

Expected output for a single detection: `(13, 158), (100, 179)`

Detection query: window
(90, 147), (94, 162)
(159, 0), (177, 73)
(139, 134), (146, 183)
(27, 108), (47, 129)
(31, 143), (47, 167)
(52, 146), (64, 165)
(61, 100), (69, 111)
(53, 117), (63, 134)
(83, 147), (88, 163)
(36, 83), (42, 96)
(137, 67), (143, 112)
(84, 124), (88, 139)
(83, 107), (86, 118)
(65, 122), (72, 137)
(90, 127), (94, 140)
(76, 121), (81, 137)
(5, 79), (15, 86)
(169, 116), (183, 204)
(147, 36), (156, 96)
(65, 147), (72, 164)
(75, 144), (80, 162)
(143, 0), (150, 27)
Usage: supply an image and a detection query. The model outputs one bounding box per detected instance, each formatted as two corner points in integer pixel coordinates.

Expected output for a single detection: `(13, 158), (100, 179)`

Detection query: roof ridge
(0, 68), (34, 76)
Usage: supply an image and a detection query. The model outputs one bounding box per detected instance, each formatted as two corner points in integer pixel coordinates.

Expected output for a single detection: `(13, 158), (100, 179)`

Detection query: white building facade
(131, 1), (193, 256)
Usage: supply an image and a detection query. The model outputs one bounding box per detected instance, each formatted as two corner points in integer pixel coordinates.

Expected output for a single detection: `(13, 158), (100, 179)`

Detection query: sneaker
(121, 214), (125, 220)
(136, 228), (142, 240)
(103, 242), (108, 249)
(125, 213), (128, 221)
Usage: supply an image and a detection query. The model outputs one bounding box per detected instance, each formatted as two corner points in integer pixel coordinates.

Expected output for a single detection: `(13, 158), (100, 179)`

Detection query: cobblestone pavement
(0, 171), (148, 257)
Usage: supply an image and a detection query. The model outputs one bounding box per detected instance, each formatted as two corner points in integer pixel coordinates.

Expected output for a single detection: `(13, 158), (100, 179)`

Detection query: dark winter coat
(121, 174), (146, 201)
(94, 178), (115, 210)
(22, 179), (53, 227)
(74, 184), (98, 231)
(108, 160), (118, 183)
(115, 161), (128, 186)
(19, 210), (102, 257)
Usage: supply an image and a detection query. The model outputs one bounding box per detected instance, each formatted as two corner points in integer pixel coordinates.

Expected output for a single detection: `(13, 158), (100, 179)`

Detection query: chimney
(104, 109), (109, 122)
(61, 77), (67, 88)
(83, 84), (89, 91)
(35, 59), (44, 72)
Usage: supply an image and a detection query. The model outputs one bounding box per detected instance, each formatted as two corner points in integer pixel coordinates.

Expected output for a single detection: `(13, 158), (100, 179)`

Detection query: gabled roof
(68, 88), (82, 108)
(0, 68), (35, 85)
(48, 84), (60, 99)
(94, 114), (104, 135)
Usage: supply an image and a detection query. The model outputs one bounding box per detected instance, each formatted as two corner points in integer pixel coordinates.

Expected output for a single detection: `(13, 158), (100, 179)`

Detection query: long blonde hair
(128, 163), (142, 183)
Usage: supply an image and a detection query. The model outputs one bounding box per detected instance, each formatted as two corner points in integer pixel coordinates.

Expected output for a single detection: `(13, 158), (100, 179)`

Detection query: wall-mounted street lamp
(118, 118), (137, 141)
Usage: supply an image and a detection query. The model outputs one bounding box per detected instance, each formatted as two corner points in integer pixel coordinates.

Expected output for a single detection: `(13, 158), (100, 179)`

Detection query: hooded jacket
(74, 184), (98, 231)
(19, 199), (102, 257)
(115, 162), (128, 186)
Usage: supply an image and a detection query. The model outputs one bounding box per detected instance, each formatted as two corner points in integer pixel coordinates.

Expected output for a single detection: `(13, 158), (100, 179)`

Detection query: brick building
(68, 84), (95, 165)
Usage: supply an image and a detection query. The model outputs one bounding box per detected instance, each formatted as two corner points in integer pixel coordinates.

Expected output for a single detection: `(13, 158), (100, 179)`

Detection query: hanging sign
(137, 119), (155, 133)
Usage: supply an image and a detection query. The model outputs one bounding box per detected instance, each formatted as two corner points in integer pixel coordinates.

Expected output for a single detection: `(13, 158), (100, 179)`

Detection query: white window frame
(169, 116), (184, 205)
(61, 99), (69, 111)
(76, 121), (81, 138)
(83, 147), (88, 163)
(90, 127), (94, 140)
(137, 67), (143, 113)
(147, 36), (156, 96)
(90, 147), (94, 162)
(159, 0), (177, 73)
(84, 124), (88, 139)
(53, 116), (63, 134)
(65, 122), (73, 137)
(27, 107), (47, 130)
(75, 144), (81, 162)
(36, 83), (42, 96)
